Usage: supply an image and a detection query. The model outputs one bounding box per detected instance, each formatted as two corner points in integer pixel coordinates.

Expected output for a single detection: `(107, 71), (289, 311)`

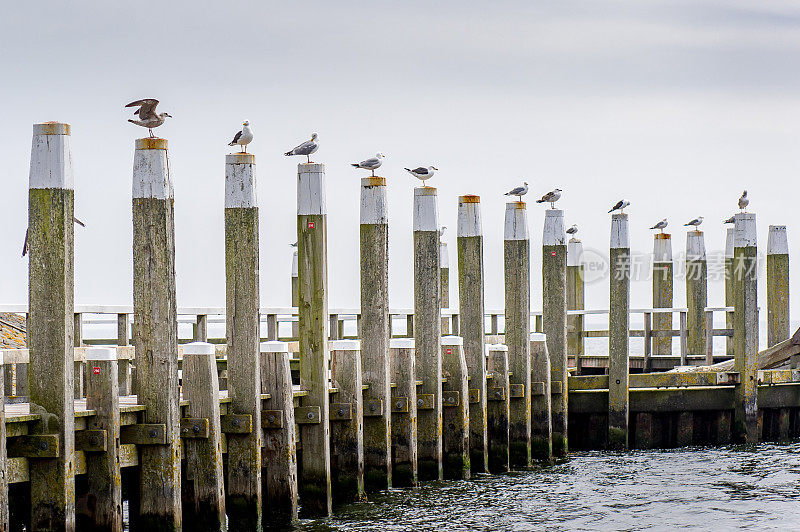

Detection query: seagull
(504, 182), (529, 199)
(608, 200), (630, 214)
(351, 153), (385, 176)
(405, 166), (437, 187)
(536, 188), (562, 208)
(684, 216), (704, 231)
(439, 226), (447, 239)
(23, 217), (85, 257)
(285, 133), (319, 163)
(228, 120), (254, 153)
(738, 190), (749, 212)
(290, 241), (298, 248)
(125, 99), (172, 137)
(650, 219), (668, 233)
(723, 216), (735, 224)
(566, 224), (578, 236)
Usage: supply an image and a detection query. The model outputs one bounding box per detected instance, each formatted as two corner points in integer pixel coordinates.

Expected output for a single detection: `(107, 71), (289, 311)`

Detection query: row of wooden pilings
(0, 122), (790, 531)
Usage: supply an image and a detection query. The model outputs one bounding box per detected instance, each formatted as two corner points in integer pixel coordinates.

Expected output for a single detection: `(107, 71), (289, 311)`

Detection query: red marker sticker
(308, 221), (315, 229)
(551, 251), (557, 257)
(446, 348), (452, 355)
(92, 367), (101, 375)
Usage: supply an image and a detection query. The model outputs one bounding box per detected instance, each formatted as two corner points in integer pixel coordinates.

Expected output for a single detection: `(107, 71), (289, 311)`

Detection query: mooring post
(542, 209), (568, 456)
(413, 186), (443, 480)
(567, 238), (585, 375)
(609, 213), (630, 450)
(259, 341), (299, 526)
(456, 194), (488, 473)
(685, 230), (708, 360)
(530, 334), (553, 460)
(0, 352), (7, 532)
(733, 213), (759, 443)
(486, 344), (510, 473)
(389, 338), (418, 487)
(83, 347), (123, 531)
(296, 162), (332, 516)
(725, 228), (735, 357)
(441, 336), (470, 479)
(767, 225), (789, 348)
(504, 200), (532, 467)
(132, 136), (181, 528)
(652, 233), (673, 362)
(181, 342), (225, 530)
(359, 176), (392, 491)
(291, 249), (299, 339)
(224, 152), (263, 528)
(28, 121), (76, 529)
(440, 241), (451, 335)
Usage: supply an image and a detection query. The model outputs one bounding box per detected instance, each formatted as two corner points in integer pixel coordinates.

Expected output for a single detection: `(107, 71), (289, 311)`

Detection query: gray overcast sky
(2, 1), (800, 337)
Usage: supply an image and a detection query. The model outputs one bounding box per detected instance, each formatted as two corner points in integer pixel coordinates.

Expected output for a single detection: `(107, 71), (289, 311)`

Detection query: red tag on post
(92, 367), (101, 375)
(446, 348), (452, 355)
(551, 251), (557, 257)
(308, 222), (315, 229)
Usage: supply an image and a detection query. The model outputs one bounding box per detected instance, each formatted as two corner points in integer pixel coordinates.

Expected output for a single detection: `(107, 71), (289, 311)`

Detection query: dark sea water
(298, 443), (800, 531)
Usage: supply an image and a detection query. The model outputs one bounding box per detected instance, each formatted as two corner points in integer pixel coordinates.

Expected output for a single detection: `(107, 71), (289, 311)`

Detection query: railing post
(724, 228), (735, 357)
(117, 313), (131, 395)
(567, 239), (585, 375)
(440, 241), (451, 335)
(685, 230), (708, 358)
(704, 310), (714, 365)
(679, 311), (688, 366)
(328, 314), (340, 341)
(389, 338), (418, 487)
(441, 336), (470, 479)
(643, 312), (652, 371)
(609, 212), (630, 450)
(486, 344), (510, 473)
(329, 340), (365, 503)
(194, 314), (208, 343)
(767, 225), (789, 349)
(291, 249), (299, 340)
(266, 314), (279, 341)
(28, 121), (76, 528)
(652, 233), (673, 359)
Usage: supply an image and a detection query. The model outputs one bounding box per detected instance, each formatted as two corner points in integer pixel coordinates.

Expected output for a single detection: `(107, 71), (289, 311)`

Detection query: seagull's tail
(607, 208), (614, 213)
(404, 168), (411, 172)
(351, 163), (360, 168)
(73, 217), (85, 227)
(536, 199), (546, 203)
(229, 141), (236, 146)
(284, 150), (293, 156)
(128, 119), (136, 124)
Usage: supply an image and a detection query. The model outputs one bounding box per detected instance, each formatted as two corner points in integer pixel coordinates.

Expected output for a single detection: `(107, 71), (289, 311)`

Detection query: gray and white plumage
(439, 226), (447, 238)
(608, 199), (630, 214)
(723, 216), (735, 224)
(504, 182), (529, 199)
(684, 216), (704, 228)
(650, 218), (668, 231)
(738, 190), (749, 211)
(536, 188), (562, 208)
(126, 99), (172, 137)
(566, 224), (578, 235)
(405, 166), (438, 186)
(23, 217), (85, 257)
(351, 152), (385, 176)
(285, 133), (319, 163)
(228, 120), (254, 152)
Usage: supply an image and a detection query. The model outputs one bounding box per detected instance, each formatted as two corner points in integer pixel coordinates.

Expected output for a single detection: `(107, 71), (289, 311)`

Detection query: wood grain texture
(767, 253), (789, 348)
(530, 338), (552, 460)
(609, 246), (630, 450)
(0, 363), (8, 531)
(734, 245), (759, 443)
(390, 344), (418, 487)
(685, 259), (707, 357)
(330, 345), (365, 502)
(652, 258), (673, 358)
(543, 244), (568, 457)
(566, 263), (585, 375)
(486, 347), (510, 473)
(441, 341), (470, 479)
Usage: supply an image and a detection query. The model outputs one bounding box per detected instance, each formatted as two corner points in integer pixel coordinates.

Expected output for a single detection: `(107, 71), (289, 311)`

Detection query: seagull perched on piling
(125, 99), (172, 137)
(23, 217), (85, 257)
(228, 120), (254, 153)
(405, 166), (437, 187)
(650, 219), (668, 233)
(536, 188), (562, 208)
(684, 216), (704, 231)
(723, 215), (735, 224)
(566, 224), (578, 236)
(504, 182), (529, 199)
(351, 153), (385, 176)
(285, 133), (319, 163)
(608, 199), (630, 214)
(738, 190), (749, 212)
(439, 226), (447, 239)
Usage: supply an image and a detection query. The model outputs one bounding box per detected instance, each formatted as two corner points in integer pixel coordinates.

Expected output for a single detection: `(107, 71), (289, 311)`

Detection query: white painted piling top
(440, 242), (449, 268)
(389, 338), (415, 349)
(291, 250), (298, 277)
(30, 122), (74, 190)
(297, 163), (326, 215)
(413, 187), (439, 231)
(610, 213), (629, 249)
(725, 228), (735, 259)
(485, 343), (508, 353)
(543, 209), (566, 246)
(133, 138), (172, 199)
(441, 336), (463, 346)
(653, 233), (672, 262)
(260, 341), (289, 353)
(734, 213), (757, 248)
(331, 339), (360, 351)
(86, 346), (118, 361)
(504, 201), (528, 240)
(182, 342), (216, 355)
(530, 332), (547, 342)
(360, 177), (388, 224)
(457, 195), (482, 237)
(768, 225), (788, 255)
(685, 231), (706, 261)
(567, 239), (584, 267)
(225, 153), (257, 208)
(0, 351), (4, 365)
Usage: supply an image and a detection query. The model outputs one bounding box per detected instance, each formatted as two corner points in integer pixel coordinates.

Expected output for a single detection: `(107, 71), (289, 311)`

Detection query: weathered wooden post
(329, 340), (365, 503)
(413, 186), (443, 480)
(28, 121), (76, 529)
(132, 136), (181, 528)
(296, 162), (332, 516)
(117, 313), (132, 395)
(224, 152), (263, 528)
(0, 352), (7, 532)
(733, 213), (759, 443)
(441, 336), (470, 479)
(83, 347), (123, 531)
(567, 238), (585, 375)
(260, 341), (299, 526)
(291, 249), (299, 339)
(542, 209), (568, 457)
(530, 334), (553, 460)
(359, 176), (392, 491)
(652, 233), (673, 361)
(725, 228), (735, 357)
(441, 241), (451, 335)
(504, 200), (532, 467)
(181, 342), (226, 530)
(685, 230), (708, 359)
(486, 344), (510, 473)
(456, 194), (488, 473)
(389, 338), (418, 487)
(767, 225), (789, 348)
(609, 213), (630, 450)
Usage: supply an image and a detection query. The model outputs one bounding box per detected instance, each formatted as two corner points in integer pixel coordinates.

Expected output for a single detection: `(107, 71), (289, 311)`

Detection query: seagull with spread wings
(285, 133), (319, 163)
(125, 99), (172, 137)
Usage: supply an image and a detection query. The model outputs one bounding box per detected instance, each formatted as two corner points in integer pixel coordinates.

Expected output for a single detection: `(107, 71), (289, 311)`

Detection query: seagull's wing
(506, 186), (524, 196)
(230, 130), (242, 144)
(608, 200), (623, 213)
(126, 99), (159, 119)
(73, 217), (85, 227)
(413, 167), (429, 175)
(362, 157), (380, 167)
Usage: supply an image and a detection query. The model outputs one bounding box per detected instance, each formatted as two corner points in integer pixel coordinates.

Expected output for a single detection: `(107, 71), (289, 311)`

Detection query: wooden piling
(567, 239), (585, 375)
(413, 186), (443, 481)
(291, 250), (299, 339)
(685, 231), (707, 358)
(0, 352), (8, 532)
(259, 341), (299, 526)
(224, 152), (263, 528)
(530, 334), (553, 461)
(359, 177), (392, 491)
(486, 344), (510, 473)
(609, 213), (630, 450)
(652, 234), (673, 360)
(389, 338), (418, 487)
(725, 228), (735, 357)
(296, 162), (332, 516)
(132, 136), (182, 529)
(504, 201), (532, 467)
(329, 340), (365, 503)
(181, 342), (225, 531)
(767, 225), (789, 348)
(542, 209), (568, 457)
(27, 121), (76, 529)
(441, 242), (450, 335)
(733, 213), (759, 443)
(441, 336), (470, 479)
(456, 194), (488, 473)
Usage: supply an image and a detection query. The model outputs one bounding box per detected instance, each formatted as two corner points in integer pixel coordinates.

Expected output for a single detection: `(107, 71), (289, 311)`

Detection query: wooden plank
(329, 340), (365, 503)
(120, 424), (167, 445)
(390, 339), (418, 487)
(7, 435), (60, 458)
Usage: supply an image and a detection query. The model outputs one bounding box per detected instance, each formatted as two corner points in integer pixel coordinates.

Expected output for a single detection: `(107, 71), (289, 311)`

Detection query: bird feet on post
(148, 129), (155, 138)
